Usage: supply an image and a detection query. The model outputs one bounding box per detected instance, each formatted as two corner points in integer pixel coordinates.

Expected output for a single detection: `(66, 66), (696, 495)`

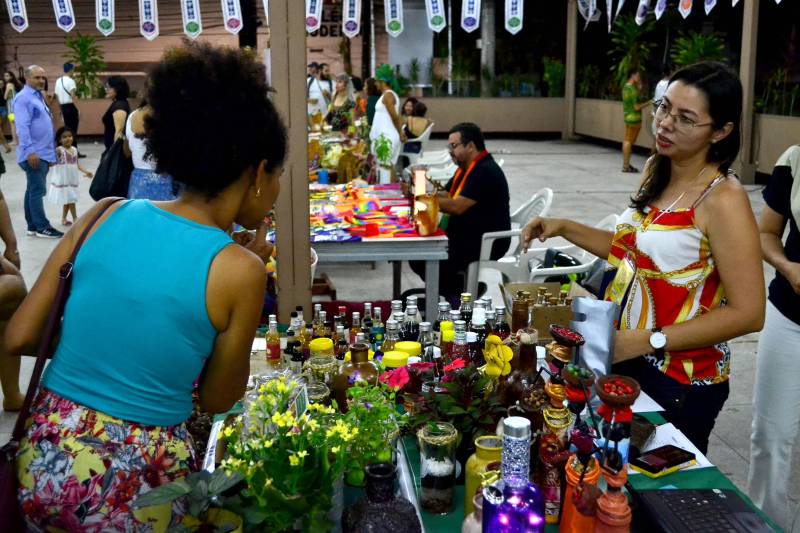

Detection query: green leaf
(208, 469), (243, 495)
(132, 479), (192, 509)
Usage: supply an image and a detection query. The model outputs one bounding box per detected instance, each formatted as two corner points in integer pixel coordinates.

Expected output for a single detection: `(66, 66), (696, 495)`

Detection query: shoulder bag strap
(10, 197), (125, 443)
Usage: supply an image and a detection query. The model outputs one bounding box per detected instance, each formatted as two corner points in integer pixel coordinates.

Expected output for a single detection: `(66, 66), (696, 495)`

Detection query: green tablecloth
(403, 411), (779, 532)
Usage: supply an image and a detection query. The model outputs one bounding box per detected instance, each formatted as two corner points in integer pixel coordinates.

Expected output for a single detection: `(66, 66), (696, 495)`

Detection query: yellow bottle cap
(309, 337), (334, 355)
(382, 351), (409, 368)
(395, 341), (422, 357)
(442, 329), (455, 343)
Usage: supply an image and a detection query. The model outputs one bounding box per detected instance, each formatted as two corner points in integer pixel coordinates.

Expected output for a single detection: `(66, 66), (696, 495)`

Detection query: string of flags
(2, 0), (785, 38)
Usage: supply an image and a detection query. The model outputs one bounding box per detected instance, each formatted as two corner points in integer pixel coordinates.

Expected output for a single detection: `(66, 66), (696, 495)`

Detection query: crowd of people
(0, 47), (796, 530)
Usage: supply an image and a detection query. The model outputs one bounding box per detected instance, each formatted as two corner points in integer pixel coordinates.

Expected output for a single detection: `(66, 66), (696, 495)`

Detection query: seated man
(410, 122), (511, 302)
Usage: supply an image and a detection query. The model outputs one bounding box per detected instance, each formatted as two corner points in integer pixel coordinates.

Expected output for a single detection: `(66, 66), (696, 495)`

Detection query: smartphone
(629, 444), (696, 478)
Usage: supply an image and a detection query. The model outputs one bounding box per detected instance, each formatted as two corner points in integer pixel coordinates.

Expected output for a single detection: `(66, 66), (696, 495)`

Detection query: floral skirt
(16, 389), (197, 532)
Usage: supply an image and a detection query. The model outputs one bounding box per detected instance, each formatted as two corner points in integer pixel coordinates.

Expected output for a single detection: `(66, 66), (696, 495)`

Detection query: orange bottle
(559, 455), (600, 533)
(595, 467), (632, 533)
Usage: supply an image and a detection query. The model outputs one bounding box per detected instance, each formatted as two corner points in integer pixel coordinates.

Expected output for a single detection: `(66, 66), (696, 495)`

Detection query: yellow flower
(297, 450), (308, 459)
(263, 439), (274, 448)
(289, 454), (301, 466)
(306, 419), (319, 432)
(276, 381), (288, 394)
(221, 426), (235, 439)
(271, 412), (286, 427)
(265, 477), (273, 487)
(331, 446), (340, 453)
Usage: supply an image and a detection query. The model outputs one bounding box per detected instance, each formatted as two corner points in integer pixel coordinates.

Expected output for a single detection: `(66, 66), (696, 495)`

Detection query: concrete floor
(0, 138), (795, 526)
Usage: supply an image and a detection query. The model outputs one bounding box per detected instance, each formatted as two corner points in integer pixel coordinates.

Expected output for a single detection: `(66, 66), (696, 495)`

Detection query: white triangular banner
(181, 0), (202, 39)
(607, 0), (613, 32)
(342, 0), (361, 38)
(654, 0), (667, 19)
(6, 0), (28, 32)
(578, 0), (590, 20)
(635, 0), (649, 25)
(732, 0), (739, 4)
(96, 0), (114, 35)
(385, 0), (404, 37)
(262, 0), (268, 23)
(221, 0), (243, 34)
(139, 0), (159, 40)
(461, 0), (481, 33)
(679, 0), (692, 18)
(52, 0), (76, 32)
(615, 0), (627, 18)
(425, 0), (446, 33)
(505, 0), (524, 35)
(305, 0), (323, 33)
(704, 0), (716, 14)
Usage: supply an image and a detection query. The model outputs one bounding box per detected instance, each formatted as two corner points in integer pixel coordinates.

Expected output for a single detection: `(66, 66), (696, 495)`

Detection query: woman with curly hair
(6, 43), (287, 530)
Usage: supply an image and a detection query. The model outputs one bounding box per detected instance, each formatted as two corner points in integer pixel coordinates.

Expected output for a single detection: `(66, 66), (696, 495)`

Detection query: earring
(256, 187), (262, 198)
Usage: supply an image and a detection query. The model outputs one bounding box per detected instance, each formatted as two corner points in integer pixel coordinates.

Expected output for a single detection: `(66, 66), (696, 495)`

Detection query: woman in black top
(102, 76), (131, 150)
(747, 144), (800, 531)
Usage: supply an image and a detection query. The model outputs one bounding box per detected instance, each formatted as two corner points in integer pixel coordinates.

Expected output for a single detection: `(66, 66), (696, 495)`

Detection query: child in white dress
(47, 127), (93, 225)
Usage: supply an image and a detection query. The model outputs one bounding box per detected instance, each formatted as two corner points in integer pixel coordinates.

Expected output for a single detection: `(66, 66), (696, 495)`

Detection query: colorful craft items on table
(308, 183), (444, 242)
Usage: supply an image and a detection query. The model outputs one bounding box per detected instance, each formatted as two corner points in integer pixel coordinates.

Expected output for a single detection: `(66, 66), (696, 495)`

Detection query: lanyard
(449, 150), (488, 199)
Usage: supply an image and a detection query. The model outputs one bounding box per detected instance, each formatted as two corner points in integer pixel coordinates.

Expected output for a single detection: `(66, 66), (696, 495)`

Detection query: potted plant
(63, 32), (106, 98)
(608, 15), (655, 96)
(542, 57), (566, 97)
(670, 31), (727, 68)
(132, 469), (245, 532)
(342, 381), (402, 486)
(373, 134), (394, 183)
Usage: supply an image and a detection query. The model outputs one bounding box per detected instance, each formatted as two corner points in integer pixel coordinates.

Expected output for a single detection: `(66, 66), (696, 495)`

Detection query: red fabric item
(597, 403), (633, 424)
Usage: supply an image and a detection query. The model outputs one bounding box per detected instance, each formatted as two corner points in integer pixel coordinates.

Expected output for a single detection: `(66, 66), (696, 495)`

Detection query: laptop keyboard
(655, 490), (745, 532)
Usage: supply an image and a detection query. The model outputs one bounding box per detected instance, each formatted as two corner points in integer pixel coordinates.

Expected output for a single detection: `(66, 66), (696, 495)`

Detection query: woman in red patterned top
(521, 62), (765, 454)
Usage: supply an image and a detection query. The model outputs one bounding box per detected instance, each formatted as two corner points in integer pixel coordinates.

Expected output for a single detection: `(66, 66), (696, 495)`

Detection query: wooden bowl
(596, 375), (640, 409)
(562, 364), (596, 389)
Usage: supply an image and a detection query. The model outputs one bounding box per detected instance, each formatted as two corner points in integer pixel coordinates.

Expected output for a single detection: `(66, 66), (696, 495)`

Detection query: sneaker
(35, 227), (64, 239)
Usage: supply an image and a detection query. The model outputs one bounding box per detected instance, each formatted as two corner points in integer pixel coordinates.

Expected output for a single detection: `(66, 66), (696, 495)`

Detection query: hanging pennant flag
(6, 0), (28, 32)
(139, 0), (159, 40)
(606, 0), (613, 32)
(342, 0), (361, 38)
(732, 0), (739, 4)
(305, 0), (323, 33)
(425, 0), (446, 33)
(461, 0), (481, 33)
(578, 0), (590, 21)
(262, 0), (268, 23)
(654, 0), (667, 19)
(505, 0), (524, 35)
(704, 0), (716, 14)
(635, 0), (649, 25)
(615, 0), (626, 18)
(181, 0), (202, 39)
(679, 0), (692, 18)
(52, 0), (76, 32)
(96, 0), (114, 35)
(385, 0), (404, 37)
(221, 0), (243, 34)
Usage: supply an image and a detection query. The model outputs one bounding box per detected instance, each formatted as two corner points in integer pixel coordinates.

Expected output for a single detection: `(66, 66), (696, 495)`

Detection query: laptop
(632, 488), (774, 533)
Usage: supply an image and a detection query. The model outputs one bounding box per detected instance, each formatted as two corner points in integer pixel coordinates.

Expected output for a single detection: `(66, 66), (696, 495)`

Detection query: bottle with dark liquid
(372, 307), (385, 351)
(362, 303), (375, 348)
(511, 291), (531, 333)
(335, 325), (349, 362)
(494, 306), (512, 340)
(351, 312), (362, 343)
(418, 322), (441, 379)
(432, 301), (451, 347)
(401, 305), (420, 341)
(467, 331), (482, 366)
(460, 293), (474, 324)
(470, 307), (490, 355)
(451, 321), (470, 361)
(320, 310), (331, 338)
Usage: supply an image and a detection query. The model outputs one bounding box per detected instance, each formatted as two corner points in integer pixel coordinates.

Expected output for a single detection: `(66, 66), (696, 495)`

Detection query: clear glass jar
(417, 422), (458, 515)
(306, 356), (338, 388)
(306, 383), (330, 406)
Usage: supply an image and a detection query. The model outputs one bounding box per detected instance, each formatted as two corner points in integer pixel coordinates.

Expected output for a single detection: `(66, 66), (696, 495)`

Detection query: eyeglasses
(448, 142), (463, 151)
(653, 99), (714, 133)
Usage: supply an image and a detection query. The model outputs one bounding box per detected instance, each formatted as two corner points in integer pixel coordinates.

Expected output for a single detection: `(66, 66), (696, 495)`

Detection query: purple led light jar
(482, 416), (545, 532)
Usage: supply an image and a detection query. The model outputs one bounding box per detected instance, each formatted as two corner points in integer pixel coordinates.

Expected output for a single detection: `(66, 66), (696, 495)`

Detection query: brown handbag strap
(10, 197), (125, 443)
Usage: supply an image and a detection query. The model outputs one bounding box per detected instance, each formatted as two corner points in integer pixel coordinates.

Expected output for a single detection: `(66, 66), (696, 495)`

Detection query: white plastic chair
(496, 158), (505, 168)
(418, 149), (450, 165)
(464, 188), (554, 296)
(427, 163), (458, 184)
(401, 122), (435, 167)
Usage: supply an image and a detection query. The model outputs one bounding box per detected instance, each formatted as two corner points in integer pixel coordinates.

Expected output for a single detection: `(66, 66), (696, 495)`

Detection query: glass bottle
(486, 309), (497, 333)
(333, 342), (378, 413)
(418, 422), (458, 515)
(401, 305), (420, 341)
(433, 301), (452, 347)
(558, 290), (568, 306)
(451, 320), (470, 361)
(266, 320), (281, 365)
(284, 312), (299, 365)
(460, 292), (474, 324)
(351, 312), (362, 342)
(511, 291), (531, 333)
(312, 304), (323, 338)
(406, 296), (422, 322)
(337, 305), (349, 339)
(335, 325), (349, 362)
(471, 307), (489, 349)
(319, 310), (330, 338)
(391, 299), (404, 318)
(381, 319), (399, 353)
(419, 322), (441, 379)
(372, 307), (385, 351)
(342, 463), (422, 533)
(494, 306), (512, 340)
(363, 303), (374, 347)
(482, 417), (545, 532)
(295, 305), (305, 328)
(467, 332), (482, 366)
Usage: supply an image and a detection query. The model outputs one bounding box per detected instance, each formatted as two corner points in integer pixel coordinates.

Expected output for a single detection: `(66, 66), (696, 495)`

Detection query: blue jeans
(19, 160), (51, 232)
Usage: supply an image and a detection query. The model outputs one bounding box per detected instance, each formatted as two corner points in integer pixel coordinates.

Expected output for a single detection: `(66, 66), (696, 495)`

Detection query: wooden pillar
(270, 0), (311, 320)
(738, 0), (758, 184)
(563, 0), (578, 140)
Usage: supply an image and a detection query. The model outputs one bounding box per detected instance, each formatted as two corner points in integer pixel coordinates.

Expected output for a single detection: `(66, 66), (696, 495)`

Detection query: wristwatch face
(650, 331), (667, 350)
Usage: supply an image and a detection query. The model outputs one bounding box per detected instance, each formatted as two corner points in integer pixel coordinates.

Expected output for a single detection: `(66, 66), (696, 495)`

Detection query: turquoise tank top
(43, 200), (233, 426)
